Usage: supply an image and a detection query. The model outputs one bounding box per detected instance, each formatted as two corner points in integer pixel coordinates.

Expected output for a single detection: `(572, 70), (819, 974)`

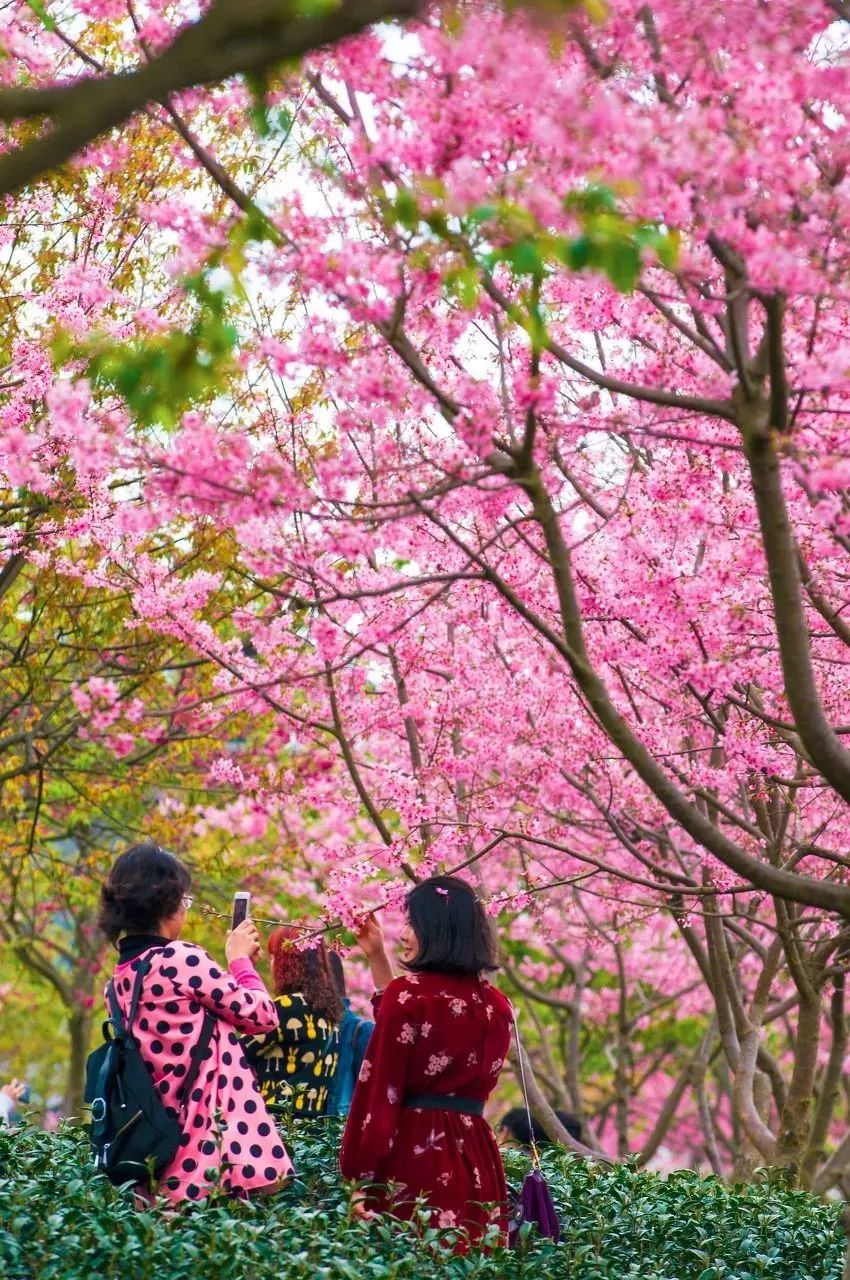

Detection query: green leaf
(466, 203), (498, 227)
(566, 183), (619, 216)
(24, 0), (56, 31)
(605, 240), (642, 291)
(656, 228), (680, 270)
(245, 72), (271, 138)
(444, 265), (480, 309)
(394, 189), (420, 231)
(504, 238), (546, 277)
(559, 235), (592, 271)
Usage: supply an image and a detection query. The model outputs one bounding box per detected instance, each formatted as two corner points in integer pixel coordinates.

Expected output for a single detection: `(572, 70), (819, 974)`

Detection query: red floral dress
(339, 971), (512, 1243)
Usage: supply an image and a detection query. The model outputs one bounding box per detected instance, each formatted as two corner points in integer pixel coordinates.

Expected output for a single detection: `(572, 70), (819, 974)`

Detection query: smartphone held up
(231, 891), (251, 930)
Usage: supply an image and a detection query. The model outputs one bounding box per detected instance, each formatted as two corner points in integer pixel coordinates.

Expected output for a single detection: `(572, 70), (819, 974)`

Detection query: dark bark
(65, 1005), (95, 1119)
(743, 422), (850, 804)
(776, 993), (821, 1178)
(614, 941), (631, 1159)
(801, 974), (848, 1186)
(0, 0), (420, 198)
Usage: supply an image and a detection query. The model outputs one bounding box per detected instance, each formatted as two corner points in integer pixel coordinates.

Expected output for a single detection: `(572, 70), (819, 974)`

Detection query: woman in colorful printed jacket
(241, 927), (342, 1116)
(339, 875), (512, 1247)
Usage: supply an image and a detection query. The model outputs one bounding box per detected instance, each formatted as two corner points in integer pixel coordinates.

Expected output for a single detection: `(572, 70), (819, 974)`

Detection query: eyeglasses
(182, 895), (194, 910)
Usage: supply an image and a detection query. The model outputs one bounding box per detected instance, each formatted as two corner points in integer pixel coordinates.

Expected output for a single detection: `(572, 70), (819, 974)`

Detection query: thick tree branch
(802, 971), (847, 1184)
(731, 935), (783, 1160)
(743, 424), (850, 804)
(0, 0), (420, 198)
(324, 662), (393, 849)
(708, 234), (753, 396)
(639, 285), (733, 371)
(388, 646), (432, 848)
(513, 469), (850, 915)
(763, 292), (789, 431)
(0, 552), (26, 602)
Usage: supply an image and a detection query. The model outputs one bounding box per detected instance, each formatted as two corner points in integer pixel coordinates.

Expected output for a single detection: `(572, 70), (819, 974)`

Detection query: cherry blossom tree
(5, 0), (850, 1197)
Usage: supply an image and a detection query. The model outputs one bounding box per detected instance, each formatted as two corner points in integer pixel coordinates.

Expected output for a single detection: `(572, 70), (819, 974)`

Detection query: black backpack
(84, 950), (214, 1188)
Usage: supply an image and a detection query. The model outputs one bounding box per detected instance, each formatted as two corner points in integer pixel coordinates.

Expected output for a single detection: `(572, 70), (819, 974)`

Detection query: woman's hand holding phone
(226, 918), (261, 964)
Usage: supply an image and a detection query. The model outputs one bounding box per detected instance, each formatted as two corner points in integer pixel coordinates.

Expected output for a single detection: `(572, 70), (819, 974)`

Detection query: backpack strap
(106, 980), (125, 1034)
(106, 949), (216, 1115)
(176, 1013), (216, 1114)
(108, 953), (158, 1039)
(92, 961), (157, 1145)
(89, 1041), (117, 1144)
(125, 955), (155, 1033)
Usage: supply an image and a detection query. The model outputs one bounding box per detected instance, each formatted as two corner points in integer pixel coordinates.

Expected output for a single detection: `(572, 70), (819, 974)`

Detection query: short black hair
(499, 1107), (583, 1146)
(97, 842), (191, 943)
(404, 875), (498, 977)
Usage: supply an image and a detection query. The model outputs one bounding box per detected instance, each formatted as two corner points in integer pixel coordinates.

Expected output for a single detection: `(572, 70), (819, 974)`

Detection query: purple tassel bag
(507, 1012), (561, 1248)
(509, 1169), (561, 1246)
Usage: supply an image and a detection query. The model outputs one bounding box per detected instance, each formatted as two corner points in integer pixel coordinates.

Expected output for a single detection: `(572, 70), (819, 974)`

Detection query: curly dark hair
(268, 927), (344, 1025)
(97, 842), (192, 944)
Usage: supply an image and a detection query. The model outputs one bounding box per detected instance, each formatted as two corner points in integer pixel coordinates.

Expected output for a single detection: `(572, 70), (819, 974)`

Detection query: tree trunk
(64, 1005), (94, 1119)
(802, 974), (847, 1188)
(776, 993), (821, 1180)
(696, 1073), (725, 1176)
(614, 941), (631, 1159)
(812, 1132), (850, 1197)
(566, 948), (589, 1127)
(733, 1069), (772, 1181)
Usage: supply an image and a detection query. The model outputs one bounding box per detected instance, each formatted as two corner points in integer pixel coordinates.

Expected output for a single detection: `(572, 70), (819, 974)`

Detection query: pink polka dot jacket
(107, 940), (293, 1202)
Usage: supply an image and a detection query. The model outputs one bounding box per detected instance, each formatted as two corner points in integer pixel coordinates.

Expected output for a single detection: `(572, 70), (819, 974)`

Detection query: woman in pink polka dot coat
(98, 843), (293, 1203)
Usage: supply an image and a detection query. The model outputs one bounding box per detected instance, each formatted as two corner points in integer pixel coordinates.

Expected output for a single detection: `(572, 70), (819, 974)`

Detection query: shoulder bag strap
(106, 951), (158, 1037)
(106, 980), (125, 1034)
(177, 1012), (216, 1113)
(125, 955), (155, 1033)
(511, 1007), (541, 1170)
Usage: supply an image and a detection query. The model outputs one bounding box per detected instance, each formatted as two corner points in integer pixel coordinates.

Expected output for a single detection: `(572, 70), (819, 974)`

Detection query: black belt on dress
(402, 1093), (485, 1116)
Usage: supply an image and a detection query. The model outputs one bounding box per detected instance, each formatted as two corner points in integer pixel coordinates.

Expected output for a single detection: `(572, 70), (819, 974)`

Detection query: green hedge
(0, 1121), (844, 1279)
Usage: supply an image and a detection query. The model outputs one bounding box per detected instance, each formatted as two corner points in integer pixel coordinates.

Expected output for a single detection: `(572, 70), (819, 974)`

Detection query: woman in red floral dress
(339, 875), (512, 1245)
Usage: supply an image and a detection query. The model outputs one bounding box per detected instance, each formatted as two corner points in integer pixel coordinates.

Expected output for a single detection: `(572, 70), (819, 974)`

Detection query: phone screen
(231, 893), (251, 930)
